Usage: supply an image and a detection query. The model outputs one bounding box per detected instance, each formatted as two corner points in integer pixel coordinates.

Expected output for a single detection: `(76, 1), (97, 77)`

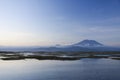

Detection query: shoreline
(0, 51), (120, 61)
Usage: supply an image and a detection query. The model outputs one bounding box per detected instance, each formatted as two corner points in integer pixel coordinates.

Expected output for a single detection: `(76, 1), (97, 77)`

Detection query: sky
(0, 0), (120, 46)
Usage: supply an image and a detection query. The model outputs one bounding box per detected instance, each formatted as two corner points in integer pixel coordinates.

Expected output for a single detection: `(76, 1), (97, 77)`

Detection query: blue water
(0, 58), (120, 80)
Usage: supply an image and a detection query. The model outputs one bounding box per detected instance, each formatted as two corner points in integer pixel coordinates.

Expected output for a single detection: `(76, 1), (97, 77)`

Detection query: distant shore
(0, 51), (120, 61)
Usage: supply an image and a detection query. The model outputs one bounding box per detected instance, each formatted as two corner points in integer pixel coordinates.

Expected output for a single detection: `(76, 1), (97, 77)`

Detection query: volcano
(73, 39), (104, 47)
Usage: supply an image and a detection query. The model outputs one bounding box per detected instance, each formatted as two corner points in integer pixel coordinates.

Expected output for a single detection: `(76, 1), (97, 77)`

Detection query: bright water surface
(0, 58), (120, 80)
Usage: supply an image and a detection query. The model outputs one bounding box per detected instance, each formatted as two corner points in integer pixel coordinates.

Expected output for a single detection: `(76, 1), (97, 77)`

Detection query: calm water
(0, 58), (120, 80)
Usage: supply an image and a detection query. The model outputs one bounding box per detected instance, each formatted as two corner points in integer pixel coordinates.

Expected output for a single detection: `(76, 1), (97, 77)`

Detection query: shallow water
(0, 58), (120, 80)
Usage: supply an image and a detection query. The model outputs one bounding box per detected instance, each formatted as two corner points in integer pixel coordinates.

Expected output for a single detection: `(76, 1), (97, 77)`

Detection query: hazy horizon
(0, 0), (120, 46)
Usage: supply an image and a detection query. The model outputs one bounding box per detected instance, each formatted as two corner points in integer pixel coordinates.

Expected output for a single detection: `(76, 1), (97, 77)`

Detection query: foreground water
(0, 59), (120, 80)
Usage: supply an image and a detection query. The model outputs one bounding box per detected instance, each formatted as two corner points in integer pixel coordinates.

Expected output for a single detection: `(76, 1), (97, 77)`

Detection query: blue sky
(0, 0), (120, 46)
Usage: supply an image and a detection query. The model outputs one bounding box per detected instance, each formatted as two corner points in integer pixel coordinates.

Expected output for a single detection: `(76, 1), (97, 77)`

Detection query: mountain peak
(73, 39), (104, 47)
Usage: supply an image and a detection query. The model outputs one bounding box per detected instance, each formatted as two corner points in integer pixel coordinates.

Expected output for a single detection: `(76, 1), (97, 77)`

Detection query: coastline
(0, 51), (120, 61)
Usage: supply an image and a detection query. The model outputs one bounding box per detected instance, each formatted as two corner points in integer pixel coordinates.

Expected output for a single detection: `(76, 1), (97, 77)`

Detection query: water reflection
(0, 59), (120, 80)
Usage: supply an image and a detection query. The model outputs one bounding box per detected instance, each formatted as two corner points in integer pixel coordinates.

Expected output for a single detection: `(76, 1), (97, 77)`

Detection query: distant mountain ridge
(35, 39), (120, 52)
(73, 39), (104, 47)
(0, 40), (120, 52)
